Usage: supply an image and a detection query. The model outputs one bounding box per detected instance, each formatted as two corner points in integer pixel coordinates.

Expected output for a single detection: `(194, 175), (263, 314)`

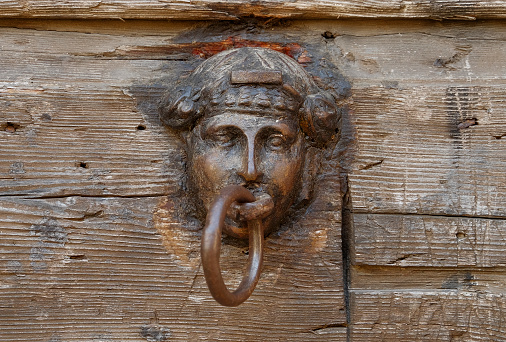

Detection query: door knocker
(159, 47), (341, 306)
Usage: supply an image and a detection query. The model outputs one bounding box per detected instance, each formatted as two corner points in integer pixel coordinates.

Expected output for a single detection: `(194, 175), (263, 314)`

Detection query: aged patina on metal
(159, 47), (341, 306)
(201, 185), (264, 306)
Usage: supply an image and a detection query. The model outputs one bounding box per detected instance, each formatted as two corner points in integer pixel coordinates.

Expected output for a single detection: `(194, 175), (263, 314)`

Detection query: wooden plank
(3, 19), (506, 82)
(0, 20), (345, 341)
(0, 27), (190, 198)
(350, 266), (506, 292)
(325, 31), (506, 85)
(2, 17), (506, 39)
(347, 86), (506, 218)
(1, 1), (506, 20)
(0, 192), (345, 341)
(0, 24), (319, 199)
(1, 23), (505, 209)
(315, 22), (506, 218)
(1, 17), (505, 341)
(0, 89), (179, 198)
(352, 214), (506, 267)
(350, 290), (506, 341)
(2, 20), (506, 86)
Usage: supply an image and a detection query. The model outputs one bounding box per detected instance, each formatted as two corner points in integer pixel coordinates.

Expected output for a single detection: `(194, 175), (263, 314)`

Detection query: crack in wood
(387, 253), (427, 265)
(64, 210), (104, 221)
(351, 211), (506, 221)
(341, 174), (352, 341)
(0, 193), (169, 200)
(358, 159), (383, 170)
(68, 254), (87, 260)
(311, 322), (347, 333)
(457, 117), (478, 129)
(434, 44), (473, 69)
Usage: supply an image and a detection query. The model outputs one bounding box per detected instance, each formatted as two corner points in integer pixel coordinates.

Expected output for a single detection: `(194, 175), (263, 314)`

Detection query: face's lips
(241, 182), (263, 195)
(204, 180), (284, 238)
(223, 191), (275, 239)
(232, 193), (274, 221)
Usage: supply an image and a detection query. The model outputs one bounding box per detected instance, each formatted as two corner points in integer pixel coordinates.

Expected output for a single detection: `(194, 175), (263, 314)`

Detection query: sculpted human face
(188, 110), (306, 238)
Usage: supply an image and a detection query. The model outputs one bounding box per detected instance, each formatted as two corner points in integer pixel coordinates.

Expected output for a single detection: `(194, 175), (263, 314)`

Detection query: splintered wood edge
(1, 1), (506, 20)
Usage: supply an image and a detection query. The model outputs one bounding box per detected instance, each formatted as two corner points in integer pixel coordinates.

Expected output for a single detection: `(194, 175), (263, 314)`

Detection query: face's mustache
(240, 181), (262, 188)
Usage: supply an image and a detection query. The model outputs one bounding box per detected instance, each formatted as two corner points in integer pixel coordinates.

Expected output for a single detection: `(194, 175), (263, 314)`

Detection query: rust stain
(457, 118), (478, 129)
(191, 36), (302, 59)
(1, 122), (21, 133)
(296, 50), (312, 64)
(108, 37), (303, 60)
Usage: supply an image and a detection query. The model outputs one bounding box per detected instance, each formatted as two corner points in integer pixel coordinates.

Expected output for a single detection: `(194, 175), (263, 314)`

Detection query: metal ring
(201, 185), (264, 307)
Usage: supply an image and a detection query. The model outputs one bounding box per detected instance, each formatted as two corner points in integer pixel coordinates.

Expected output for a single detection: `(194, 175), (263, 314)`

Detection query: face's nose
(237, 134), (263, 182)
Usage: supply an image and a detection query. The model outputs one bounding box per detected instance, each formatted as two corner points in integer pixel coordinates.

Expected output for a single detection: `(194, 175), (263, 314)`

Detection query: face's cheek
(261, 134), (305, 210)
(188, 135), (243, 210)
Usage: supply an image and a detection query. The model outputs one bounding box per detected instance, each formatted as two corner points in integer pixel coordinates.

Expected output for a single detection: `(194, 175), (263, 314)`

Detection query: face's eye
(208, 128), (237, 147)
(266, 133), (288, 151)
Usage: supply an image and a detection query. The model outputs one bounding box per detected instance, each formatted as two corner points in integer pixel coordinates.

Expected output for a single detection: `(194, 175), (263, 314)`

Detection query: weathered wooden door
(0, 2), (505, 341)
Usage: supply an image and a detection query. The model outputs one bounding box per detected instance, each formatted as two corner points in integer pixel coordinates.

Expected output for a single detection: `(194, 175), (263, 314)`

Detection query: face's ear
(159, 85), (203, 131)
(299, 93), (341, 147)
(296, 146), (323, 206)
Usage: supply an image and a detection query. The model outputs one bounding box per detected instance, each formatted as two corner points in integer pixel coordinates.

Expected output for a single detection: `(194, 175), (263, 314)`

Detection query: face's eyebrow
(198, 113), (299, 138)
(199, 114), (237, 137)
(259, 121), (297, 138)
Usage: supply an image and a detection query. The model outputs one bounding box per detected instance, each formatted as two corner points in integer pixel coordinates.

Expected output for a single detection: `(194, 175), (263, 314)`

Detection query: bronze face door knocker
(159, 47), (341, 306)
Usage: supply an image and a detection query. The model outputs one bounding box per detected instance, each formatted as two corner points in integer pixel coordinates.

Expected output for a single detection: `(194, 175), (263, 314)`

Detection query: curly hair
(159, 47), (341, 147)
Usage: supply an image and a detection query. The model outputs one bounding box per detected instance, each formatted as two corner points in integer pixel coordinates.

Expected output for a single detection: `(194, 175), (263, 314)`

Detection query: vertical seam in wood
(341, 173), (353, 341)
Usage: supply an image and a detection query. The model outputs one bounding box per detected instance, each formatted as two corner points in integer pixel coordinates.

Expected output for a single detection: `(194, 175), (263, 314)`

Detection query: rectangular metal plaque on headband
(231, 70), (283, 85)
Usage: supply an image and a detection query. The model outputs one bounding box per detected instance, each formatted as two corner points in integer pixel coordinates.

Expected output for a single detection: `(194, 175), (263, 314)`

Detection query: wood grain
(1, 22), (505, 211)
(350, 266), (506, 292)
(1, 0), (506, 20)
(0, 19), (348, 341)
(0, 88), (179, 198)
(325, 33), (506, 85)
(350, 290), (506, 341)
(0, 194), (345, 341)
(347, 85), (506, 218)
(353, 214), (506, 267)
(330, 19), (506, 342)
(1, 17), (506, 342)
(315, 23), (506, 218)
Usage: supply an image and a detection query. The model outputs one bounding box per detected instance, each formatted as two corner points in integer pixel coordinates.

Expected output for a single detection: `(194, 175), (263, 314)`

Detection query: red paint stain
(191, 36), (302, 59)
(107, 37), (306, 62)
